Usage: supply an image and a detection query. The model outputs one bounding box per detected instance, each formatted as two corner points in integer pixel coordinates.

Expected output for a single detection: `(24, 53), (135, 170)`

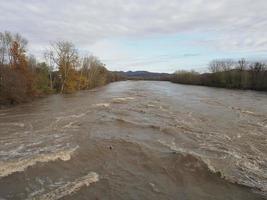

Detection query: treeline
(0, 31), (123, 105)
(170, 59), (267, 91)
(116, 71), (171, 81)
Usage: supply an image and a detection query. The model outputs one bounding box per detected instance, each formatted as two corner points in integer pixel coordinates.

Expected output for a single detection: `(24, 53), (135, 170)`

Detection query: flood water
(0, 81), (266, 200)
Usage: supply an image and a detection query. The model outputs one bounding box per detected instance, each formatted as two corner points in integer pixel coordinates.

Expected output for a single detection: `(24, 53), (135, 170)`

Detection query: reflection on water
(0, 81), (266, 200)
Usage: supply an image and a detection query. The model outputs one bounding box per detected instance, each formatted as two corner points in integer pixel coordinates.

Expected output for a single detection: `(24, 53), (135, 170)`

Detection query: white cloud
(0, 0), (267, 70)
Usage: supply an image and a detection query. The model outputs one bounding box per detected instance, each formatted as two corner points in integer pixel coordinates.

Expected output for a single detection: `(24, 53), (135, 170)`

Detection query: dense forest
(170, 59), (267, 91)
(0, 31), (123, 105)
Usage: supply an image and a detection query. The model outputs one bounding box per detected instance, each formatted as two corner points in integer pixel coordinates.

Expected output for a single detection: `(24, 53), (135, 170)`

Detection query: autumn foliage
(0, 31), (122, 105)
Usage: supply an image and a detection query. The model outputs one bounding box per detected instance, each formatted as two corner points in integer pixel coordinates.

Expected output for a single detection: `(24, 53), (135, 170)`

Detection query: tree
(10, 39), (35, 95)
(249, 62), (266, 90)
(44, 50), (54, 90)
(50, 41), (79, 93)
(0, 30), (118, 105)
(78, 55), (109, 89)
(0, 67), (28, 104)
(35, 62), (52, 94)
(0, 31), (13, 65)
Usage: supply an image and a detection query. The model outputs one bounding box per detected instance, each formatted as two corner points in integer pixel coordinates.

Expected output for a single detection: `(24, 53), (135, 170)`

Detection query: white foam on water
(112, 97), (135, 103)
(71, 113), (86, 118)
(28, 172), (99, 200)
(147, 104), (156, 108)
(0, 122), (25, 128)
(230, 106), (263, 117)
(55, 113), (86, 122)
(158, 139), (217, 173)
(149, 183), (160, 193)
(257, 122), (267, 128)
(62, 122), (76, 129)
(0, 147), (78, 178)
(158, 139), (267, 193)
(93, 103), (110, 108)
(241, 110), (255, 115)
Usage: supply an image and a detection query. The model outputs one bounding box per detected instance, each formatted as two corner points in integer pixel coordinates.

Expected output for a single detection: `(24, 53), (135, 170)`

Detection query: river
(0, 81), (266, 200)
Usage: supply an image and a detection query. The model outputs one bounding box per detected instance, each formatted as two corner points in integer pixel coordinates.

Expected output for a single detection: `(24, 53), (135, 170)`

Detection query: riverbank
(0, 80), (122, 108)
(169, 60), (267, 91)
(0, 31), (125, 106)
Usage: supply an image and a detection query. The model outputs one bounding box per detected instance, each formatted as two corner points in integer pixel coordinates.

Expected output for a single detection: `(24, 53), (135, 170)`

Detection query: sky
(1, 0), (267, 73)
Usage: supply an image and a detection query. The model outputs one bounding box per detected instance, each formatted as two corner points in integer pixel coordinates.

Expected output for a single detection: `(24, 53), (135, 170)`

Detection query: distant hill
(114, 71), (172, 80)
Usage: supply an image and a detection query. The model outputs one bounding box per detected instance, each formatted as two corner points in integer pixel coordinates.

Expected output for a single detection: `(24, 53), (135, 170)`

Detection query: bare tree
(209, 59), (234, 73)
(49, 41), (79, 93)
(44, 50), (55, 90)
(28, 54), (37, 72)
(221, 59), (234, 71)
(208, 60), (222, 73)
(237, 58), (247, 71)
(0, 31), (13, 65)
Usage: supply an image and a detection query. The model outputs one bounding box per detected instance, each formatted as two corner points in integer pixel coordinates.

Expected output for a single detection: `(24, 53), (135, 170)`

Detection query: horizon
(1, 0), (267, 73)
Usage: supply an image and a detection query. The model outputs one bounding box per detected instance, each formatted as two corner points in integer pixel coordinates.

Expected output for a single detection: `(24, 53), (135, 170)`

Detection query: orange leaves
(9, 40), (35, 96)
(10, 41), (27, 71)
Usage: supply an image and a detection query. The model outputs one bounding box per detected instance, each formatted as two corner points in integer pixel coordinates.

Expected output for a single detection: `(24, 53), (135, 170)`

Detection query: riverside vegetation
(1, 31), (266, 106)
(0, 31), (123, 105)
(170, 59), (267, 91)
(115, 61), (267, 92)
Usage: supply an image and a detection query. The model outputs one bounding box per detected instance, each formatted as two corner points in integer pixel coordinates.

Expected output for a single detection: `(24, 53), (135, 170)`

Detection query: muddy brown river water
(0, 81), (266, 200)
